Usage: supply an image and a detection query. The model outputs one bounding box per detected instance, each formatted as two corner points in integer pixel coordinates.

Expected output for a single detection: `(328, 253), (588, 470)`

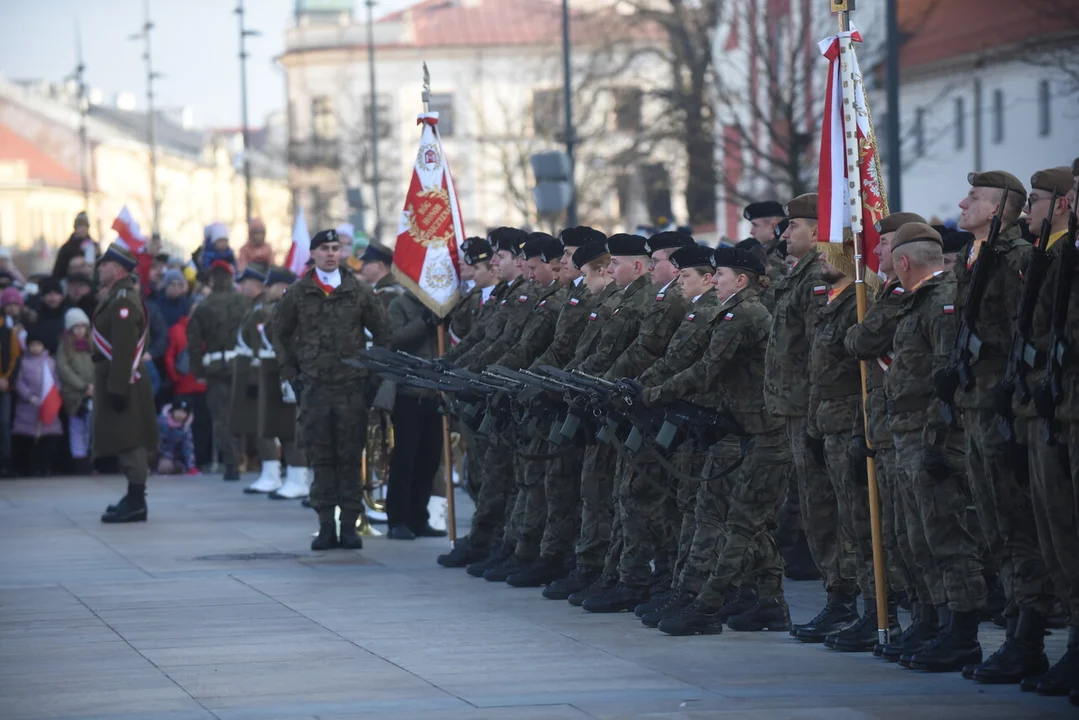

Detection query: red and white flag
(391, 111), (463, 317)
(285, 206), (311, 276)
(818, 24), (886, 274)
(39, 363), (62, 426)
(111, 206), (146, 255)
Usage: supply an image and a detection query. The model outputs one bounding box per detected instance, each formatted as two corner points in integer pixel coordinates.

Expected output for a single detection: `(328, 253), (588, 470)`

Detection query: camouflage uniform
(953, 224), (1052, 617)
(257, 297), (302, 468)
(230, 296), (277, 463)
(270, 270), (391, 517)
(806, 284), (863, 599)
(187, 280), (249, 470)
(447, 284), (483, 347)
(891, 270), (986, 611)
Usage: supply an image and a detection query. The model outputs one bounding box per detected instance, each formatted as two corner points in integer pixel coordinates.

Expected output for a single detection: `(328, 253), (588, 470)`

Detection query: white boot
(269, 465), (310, 500)
(427, 495), (448, 531)
(244, 460), (282, 494)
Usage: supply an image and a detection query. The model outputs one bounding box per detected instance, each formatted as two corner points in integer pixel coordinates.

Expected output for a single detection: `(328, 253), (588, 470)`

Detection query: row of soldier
(426, 161), (1079, 705)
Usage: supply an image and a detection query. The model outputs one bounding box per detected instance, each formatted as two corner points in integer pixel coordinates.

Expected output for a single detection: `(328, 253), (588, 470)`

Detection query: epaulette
(117, 289), (127, 298)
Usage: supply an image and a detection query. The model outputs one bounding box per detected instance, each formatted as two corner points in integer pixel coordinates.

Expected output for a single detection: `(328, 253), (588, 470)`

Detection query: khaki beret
(1030, 166), (1073, 196)
(784, 193), (818, 220)
(875, 212), (928, 235)
(967, 170), (1027, 199)
(892, 222), (943, 251)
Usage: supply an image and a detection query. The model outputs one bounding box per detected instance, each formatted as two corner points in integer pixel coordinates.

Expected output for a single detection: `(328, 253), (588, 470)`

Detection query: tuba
(357, 409), (393, 534)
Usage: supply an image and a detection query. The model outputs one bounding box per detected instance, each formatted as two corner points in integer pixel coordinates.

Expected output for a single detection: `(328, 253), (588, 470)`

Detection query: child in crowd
(56, 308), (95, 474)
(156, 401), (198, 475)
(200, 222), (237, 271)
(13, 326), (63, 476)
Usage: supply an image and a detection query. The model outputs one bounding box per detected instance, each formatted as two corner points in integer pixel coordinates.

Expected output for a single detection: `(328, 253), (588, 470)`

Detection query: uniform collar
(315, 267), (342, 288)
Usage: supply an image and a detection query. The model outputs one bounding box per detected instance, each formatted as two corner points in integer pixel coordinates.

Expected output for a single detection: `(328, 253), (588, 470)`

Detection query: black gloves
(423, 310), (442, 328)
(246, 384), (259, 399)
(933, 368), (959, 402)
(806, 435), (826, 466)
(921, 445), (952, 480)
(109, 393), (128, 413)
(851, 435), (877, 460)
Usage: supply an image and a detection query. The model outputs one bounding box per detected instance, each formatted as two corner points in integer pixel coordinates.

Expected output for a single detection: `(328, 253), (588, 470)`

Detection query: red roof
(899, 0), (1064, 73)
(0, 124), (82, 189)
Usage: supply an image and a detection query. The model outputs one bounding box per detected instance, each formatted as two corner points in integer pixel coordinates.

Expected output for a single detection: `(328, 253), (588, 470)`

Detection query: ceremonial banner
(392, 111), (463, 317)
(818, 24), (886, 274)
(111, 206), (146, 255)
(285, 207), (311, 276)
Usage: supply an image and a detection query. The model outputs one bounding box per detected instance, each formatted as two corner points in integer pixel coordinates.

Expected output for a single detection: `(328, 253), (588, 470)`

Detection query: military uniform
(188, 272), (250, 478)
(373, 273), (404, 312)
(231, 273), (279, 489)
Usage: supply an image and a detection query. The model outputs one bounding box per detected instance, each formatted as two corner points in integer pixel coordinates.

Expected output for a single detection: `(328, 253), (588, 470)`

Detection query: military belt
(202, 350), (237, 366)
(886, 395), (932, 415)
(819, 378), (863, 400)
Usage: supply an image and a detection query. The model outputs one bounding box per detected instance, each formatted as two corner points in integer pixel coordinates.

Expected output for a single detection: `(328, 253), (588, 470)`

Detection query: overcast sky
(0, 0), (413, 129)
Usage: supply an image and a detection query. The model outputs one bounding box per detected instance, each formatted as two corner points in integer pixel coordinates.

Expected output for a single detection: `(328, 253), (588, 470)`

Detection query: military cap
(98, 242), (138, 272)
(967, 170), (1027, 199)
(523, 233), (563, 263)
(743, 200), (786, 221)
(892, 222), (943, 251)
(933, 225), (974, 254)
(460, 236), (493, 265)
(1030, 166), (1073, 196)
(669, 245), (715, 271)
(644, 231), (694, 255)
(489, 227), (528, 256)
(559, 226), (607, 248)
(712, 247), (766, 276)
(310, 228), (339, 251)
(572, 240), (609, 270)
(266, 266), (297, 286)
(736, 237), (762, 251)
(605, 233), (649, 257)
(774, 218), (790, 239)
(676, 224), (693, 235)
(784, 193), (818, 220)
(875, 212), (927, 235)
(237, 262), (268, 284)
(360, 242), (393, 265)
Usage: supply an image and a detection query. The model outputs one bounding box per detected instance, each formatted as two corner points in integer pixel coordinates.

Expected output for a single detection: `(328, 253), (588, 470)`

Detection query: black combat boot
(726, 597), (792, 632)
(338, 512), (364, 550)
(635, 584), (678, 618)
(973, 608), (1049, 684)
(907, 609), (982, 673)
(542, 566), (598, 600)
(1023, 626), (1078, 695)
(658, 597), (724, 636)
(828, 600), (901, 653)
(466, 543), (512, 577)
(223, 465), (240, 481)
(900, 605), (949, 668)
(962, 614), (1013, 678)
(507, 555), (566, 588)
(881, 602), (940, 662)
(568, 573), (616, 607)
(582, 582), (650, 613)
(641, 588), (698, 628)
(649, 569), (672, 597)
(791, 591), (858, 642)
(101, 485), (148, 524)
(715, 587), (758, 623)
(310, 521), (339, 551)
(437, 536), (487, 568)
(483, 554), (527, 582)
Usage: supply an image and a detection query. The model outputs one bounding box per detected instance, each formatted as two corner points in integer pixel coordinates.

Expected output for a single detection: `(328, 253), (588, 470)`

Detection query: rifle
(996, 191), (1058, 441)
(1034, 181), (1079, 443)
(935, 188), (1011, 425)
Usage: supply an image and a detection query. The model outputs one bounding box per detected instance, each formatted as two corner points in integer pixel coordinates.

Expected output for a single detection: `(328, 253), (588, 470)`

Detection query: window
(364, 96), (392, 139)
(531, 89), (563, 137)
(914, 107), (926, 158)
(311, 96), (336, 141)
(427, 93), (455, 137)
(954, 96), (965, 150)
(992, 89), (1004, 144)
(1038, 80), (1051, 137)
(611, 87), (642, 132)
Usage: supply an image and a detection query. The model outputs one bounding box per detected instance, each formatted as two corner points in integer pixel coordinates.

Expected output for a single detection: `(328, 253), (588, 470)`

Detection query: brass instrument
(357, 410), (393, 535)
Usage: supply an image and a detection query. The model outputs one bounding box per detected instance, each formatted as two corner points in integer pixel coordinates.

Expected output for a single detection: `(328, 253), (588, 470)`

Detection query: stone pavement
(0, 473), (1073, 720)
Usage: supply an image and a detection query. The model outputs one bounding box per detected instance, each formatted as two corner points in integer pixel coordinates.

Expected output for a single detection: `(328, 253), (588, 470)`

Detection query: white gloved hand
(280, 380), (297, 404)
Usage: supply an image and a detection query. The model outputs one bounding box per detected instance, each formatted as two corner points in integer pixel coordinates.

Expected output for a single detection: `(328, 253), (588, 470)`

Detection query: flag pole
(831, 0), (889, 645)
(422, 62), (458, 546)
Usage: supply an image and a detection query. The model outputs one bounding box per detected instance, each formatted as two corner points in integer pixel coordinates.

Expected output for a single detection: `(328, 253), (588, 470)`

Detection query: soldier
(763, 194), (853, 637)
(939, 171), (1053, 682)
(359, 243), (403, 310)
(742, 200), (789, 290)
(1024, 164), (1077, 696)
(887, 222), (988, 673)
(270, 228), (392, 551)
(95, 244), (160, 523)
(447, 237), (492, 347)
(187, 259), (250, 481)
(845, 212), (936, 657)
(583, 230), (694, 612)
(936, 226), (974, 273)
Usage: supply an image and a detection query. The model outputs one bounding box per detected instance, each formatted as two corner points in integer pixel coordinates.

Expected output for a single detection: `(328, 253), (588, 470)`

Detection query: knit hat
(0, 287), (23, 307)
(38, 277), (63, 297)
(65, 307), (90, 330)
(162, 268), (187, 288)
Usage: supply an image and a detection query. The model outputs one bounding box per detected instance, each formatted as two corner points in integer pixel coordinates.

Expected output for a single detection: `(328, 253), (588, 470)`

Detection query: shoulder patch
(518, 294), (529, 303)
(119, 307), (130, 319)
(569, 297), (580, 306)
(655, 292), (665, 302)
(685, 313), (696, 322)
(812, 285), (828, 296)
(588, 312), (599, 321)
(943, 304), (955, 314)
(891, 286), (905, 296)
(723, 312), (735, 321)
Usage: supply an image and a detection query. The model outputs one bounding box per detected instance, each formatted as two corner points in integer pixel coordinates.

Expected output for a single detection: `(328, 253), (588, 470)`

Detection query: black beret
(644, 231), (694, 255)
(712, 247), (766, 276)
(237, 262), (268, 283)
(669, 245), (715, 271)
(572, 240), (609, 270)
(743, 201), (786, 221)
(523, 233), (563, 263)
(558, 226), (607, 248)
(605, 233), (648, 257)
(932, 225), (974, 254)
(460, 236), (493, 265)
(488, 227), (528, 256)
(774, 218), (790, 239)
(360, 243), (393, 265)
(310, 228), (339, 251)
(266, 266), (297, 286)
(676, 225), (693, 235)
(736, 237), (762, 251)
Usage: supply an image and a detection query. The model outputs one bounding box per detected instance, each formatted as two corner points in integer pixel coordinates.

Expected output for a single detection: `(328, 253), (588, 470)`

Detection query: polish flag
(285, 207), (311, 276)
(111, 206), (147, 255)
(39, 363), (62, 426)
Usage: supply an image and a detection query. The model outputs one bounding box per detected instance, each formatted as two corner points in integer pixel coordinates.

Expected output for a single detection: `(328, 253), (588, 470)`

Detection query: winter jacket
(51, 234), (99, 280)
(165, 316), (206, 395)
(56, 333), (94, 416)
(13, 351), (63, 437)
(25, 299), (69, 355)
(158, 403), (196, 471)
(153, 293), (193, 330)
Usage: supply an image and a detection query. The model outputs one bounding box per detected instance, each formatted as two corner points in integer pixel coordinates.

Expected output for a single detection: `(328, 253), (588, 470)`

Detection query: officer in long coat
(95, 243), (160, 523)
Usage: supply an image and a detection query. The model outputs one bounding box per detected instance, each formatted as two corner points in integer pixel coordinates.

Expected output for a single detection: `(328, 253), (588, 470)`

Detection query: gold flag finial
(831, 0), (853, 11)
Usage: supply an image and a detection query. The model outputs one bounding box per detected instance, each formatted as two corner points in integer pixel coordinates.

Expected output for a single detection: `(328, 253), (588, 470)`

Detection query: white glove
(280, 380), (297, 404)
